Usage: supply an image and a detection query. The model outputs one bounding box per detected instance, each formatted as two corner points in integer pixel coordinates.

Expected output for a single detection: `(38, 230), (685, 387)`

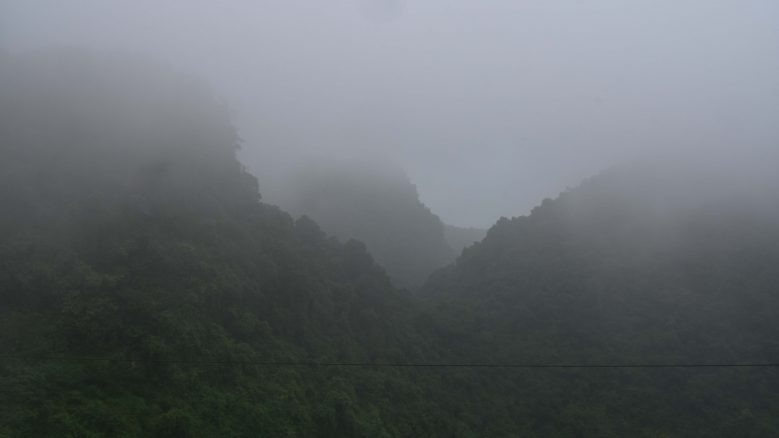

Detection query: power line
(1, 354), (778, 369)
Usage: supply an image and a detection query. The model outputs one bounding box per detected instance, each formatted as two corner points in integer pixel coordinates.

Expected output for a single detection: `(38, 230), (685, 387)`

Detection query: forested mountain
(0, 50), (439, 437)
(2, 49), (779, 437)
(270, 162), (456, 289)
(420, 164), (779, 435)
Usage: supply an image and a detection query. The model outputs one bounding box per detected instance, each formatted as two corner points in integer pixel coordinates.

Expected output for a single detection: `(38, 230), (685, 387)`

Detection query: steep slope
(0, 50), (438, 437)
(420, 163), (779, 436)
(272, 162), (456, 289)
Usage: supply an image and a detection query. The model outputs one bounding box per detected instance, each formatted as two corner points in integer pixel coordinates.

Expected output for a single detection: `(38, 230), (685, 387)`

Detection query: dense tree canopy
(2, 50), (778, 437)
(420, 165), (779, 436)
(0, 50), (433, 437)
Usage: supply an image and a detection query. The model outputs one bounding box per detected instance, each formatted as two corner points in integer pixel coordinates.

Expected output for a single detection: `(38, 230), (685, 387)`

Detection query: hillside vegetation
(0, 50), (437, 437)
(420, 164), (779, 435)
(2, 50), (779, 437)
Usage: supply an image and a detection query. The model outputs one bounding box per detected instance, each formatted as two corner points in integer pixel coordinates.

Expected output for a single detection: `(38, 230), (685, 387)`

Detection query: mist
(3, 0), (777, 227)
(6, 2), (779, 436)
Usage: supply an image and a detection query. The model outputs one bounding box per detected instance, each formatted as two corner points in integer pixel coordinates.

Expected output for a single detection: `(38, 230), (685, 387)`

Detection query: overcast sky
(2, 0), (778, 227)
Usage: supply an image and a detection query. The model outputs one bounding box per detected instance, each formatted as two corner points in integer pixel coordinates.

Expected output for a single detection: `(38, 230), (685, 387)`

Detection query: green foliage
(420, 166), (779, 436)
(2, 50), (779, 437)
(0, 50), (423, 437)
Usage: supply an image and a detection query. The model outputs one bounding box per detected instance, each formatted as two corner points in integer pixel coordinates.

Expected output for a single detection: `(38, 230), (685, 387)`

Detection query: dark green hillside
(0, 50), (438, 437)
(3, 49), (779, 437)
(275, 163), (456, 289)
(420, 164), (779, 436)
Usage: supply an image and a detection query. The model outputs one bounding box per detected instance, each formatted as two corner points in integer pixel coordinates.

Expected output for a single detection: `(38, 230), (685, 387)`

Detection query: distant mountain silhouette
(272, 161), (458, 289)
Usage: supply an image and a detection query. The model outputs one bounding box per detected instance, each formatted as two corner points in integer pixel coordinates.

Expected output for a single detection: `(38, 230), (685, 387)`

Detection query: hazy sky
(3, 0), (778, 227)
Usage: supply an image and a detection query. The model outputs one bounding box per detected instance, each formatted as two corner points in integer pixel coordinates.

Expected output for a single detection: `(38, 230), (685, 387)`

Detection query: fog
(2, 0), (778, 227)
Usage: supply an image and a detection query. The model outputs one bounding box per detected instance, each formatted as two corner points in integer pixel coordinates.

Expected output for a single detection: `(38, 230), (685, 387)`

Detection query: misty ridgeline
(2, 42), (779, 438)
